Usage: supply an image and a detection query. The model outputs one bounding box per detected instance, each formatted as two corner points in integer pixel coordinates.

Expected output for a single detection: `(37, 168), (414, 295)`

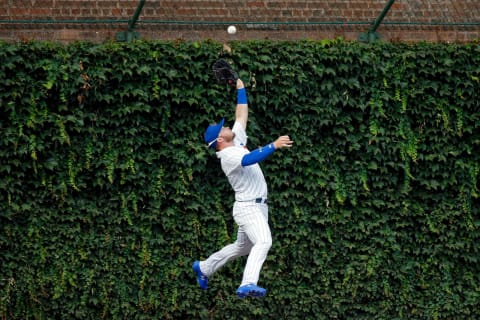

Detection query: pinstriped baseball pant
(199, 201), (272, 286)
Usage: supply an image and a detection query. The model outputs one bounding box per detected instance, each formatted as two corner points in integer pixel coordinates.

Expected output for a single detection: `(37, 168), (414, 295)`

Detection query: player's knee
(234, 241), (252, 256)
(258, 238), (272, 250)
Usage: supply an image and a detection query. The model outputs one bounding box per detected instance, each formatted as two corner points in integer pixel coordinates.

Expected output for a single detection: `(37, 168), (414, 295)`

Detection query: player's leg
(198, 228), (253, 277)
(193, 215), (253, 290)
(234, 203), (271, 298)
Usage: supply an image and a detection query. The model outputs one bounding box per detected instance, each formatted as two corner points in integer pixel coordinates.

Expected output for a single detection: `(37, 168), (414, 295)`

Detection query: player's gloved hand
(212, 58), (239, 86)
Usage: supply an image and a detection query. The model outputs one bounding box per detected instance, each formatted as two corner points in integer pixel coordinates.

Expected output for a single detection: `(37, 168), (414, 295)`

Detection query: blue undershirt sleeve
(237, 88), (248, 104)
(241, 143), (276, 167)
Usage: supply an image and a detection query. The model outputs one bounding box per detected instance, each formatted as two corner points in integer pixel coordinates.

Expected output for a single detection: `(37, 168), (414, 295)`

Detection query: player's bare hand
(274, 135), (294, 149)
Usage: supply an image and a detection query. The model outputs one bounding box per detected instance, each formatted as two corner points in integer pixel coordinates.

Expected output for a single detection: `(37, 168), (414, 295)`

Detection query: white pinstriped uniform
(199, 121), (272, 286)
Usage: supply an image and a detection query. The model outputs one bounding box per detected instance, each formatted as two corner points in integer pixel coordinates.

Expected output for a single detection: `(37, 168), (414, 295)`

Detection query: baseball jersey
(216, 121), (268, 201)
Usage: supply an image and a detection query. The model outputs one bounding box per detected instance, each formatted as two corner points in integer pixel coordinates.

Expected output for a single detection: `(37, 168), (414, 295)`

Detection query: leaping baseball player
(193, 60), (294, 298)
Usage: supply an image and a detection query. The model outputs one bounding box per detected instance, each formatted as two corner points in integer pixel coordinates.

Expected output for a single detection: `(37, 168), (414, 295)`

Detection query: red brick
(30, 8), (51, 16)
(0, 0), (478, 43)
(36, 0), (55, 6)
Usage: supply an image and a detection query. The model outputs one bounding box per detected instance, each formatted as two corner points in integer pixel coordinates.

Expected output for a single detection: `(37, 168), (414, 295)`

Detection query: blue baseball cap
(204, 118), (225, 149)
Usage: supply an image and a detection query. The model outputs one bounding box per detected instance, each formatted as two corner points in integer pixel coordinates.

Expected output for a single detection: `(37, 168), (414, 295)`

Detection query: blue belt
(237, 198), (268, 204)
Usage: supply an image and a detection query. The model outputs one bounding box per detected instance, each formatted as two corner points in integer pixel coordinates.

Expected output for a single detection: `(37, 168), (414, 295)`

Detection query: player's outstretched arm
(241, 135), (293, 167)
(235, 79), (248, 130)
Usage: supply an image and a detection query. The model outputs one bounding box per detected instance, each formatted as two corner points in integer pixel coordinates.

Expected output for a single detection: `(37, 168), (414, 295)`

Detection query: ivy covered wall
(0, 40), (479, 319)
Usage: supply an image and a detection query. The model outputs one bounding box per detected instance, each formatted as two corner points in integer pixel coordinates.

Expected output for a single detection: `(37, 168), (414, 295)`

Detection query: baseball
(227, 25), (237, 35)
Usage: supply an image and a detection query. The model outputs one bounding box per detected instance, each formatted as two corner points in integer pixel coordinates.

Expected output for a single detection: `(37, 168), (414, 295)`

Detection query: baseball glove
(212, 59), (238, 86)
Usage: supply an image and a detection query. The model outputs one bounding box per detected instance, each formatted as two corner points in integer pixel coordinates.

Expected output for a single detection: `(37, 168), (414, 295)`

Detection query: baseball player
(193, 75), (293, 298)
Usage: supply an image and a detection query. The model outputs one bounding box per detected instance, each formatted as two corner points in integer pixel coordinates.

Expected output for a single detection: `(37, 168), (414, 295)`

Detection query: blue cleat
(236, 284), (267, 298)
(192, 261), (209, 290)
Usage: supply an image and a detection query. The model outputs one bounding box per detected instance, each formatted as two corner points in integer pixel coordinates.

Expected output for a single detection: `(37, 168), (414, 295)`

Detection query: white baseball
(227, 25), (237, 35)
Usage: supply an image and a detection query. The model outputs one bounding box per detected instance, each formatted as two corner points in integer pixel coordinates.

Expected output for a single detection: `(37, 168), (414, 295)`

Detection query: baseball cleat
(236, 284), (267, 298)
(192, 261), (209, 290)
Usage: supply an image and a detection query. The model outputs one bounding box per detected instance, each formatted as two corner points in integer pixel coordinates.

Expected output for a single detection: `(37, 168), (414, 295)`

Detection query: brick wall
(0, 0), (479, 43)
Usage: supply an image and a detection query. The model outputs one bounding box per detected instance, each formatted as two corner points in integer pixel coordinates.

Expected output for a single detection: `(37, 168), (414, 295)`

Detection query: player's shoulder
(218, 146), (245, 160)
(232, 121), (248, 146)
(232, 122), (244, 133)
(218, 145), (245, 155)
